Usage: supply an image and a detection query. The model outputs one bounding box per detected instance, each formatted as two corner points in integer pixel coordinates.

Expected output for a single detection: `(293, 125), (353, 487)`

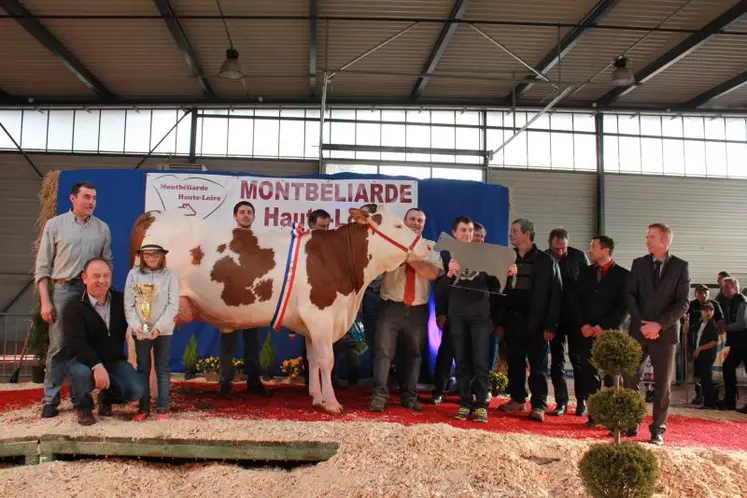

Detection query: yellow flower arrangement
(195, 356), (220, 374)
(280, 356), (305, 379)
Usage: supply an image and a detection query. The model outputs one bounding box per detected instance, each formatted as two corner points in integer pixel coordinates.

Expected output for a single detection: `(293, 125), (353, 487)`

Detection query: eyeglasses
(142, 251), (161, 258)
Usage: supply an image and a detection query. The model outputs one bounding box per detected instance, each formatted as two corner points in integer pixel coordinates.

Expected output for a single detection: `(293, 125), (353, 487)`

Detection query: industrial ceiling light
(216, 0), (244, 80)
(611, 56), (634, 86)
(219, 48), (243, 80)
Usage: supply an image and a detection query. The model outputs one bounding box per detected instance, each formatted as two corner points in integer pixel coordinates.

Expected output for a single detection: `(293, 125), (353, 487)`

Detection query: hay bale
(33, 170), (60, 255)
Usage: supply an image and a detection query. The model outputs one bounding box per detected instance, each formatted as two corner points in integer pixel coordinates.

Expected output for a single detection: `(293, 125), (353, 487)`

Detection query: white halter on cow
(130, 205), (432, 413)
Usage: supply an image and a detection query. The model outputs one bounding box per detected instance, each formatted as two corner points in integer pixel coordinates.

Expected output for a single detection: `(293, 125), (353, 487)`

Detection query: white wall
(488, 168), (598, 251)
(605, 173), (747, 284)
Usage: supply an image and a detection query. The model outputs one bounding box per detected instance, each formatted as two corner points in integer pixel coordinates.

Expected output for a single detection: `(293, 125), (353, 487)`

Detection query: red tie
(404, 265), (416, 306)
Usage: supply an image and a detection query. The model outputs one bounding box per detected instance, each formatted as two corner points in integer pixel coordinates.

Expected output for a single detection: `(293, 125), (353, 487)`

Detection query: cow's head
(349, 205), (432, 273)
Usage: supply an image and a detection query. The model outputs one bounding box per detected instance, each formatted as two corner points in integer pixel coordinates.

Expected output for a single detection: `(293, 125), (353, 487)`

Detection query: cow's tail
(129, 210), (161, 268)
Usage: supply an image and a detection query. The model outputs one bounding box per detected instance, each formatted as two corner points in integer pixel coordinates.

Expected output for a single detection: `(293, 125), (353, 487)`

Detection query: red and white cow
(129, 206), (432, 413)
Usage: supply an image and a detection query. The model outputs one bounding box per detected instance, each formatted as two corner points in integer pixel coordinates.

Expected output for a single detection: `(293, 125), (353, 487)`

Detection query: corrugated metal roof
(617, 32), (747, 104)
(1, 0), (747, 109)
(523, 0), (743, 104)
(0, 8), (95, 98)
(39, 19), (204, 98)
(705, 82), (747, 108)
(319, 0), (452, 18)
(182, 18), (310, 99)
(318, 21), (441, 98)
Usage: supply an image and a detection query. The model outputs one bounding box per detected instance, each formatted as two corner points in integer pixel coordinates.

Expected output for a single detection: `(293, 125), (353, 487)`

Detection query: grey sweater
(124, 267), (180, 336)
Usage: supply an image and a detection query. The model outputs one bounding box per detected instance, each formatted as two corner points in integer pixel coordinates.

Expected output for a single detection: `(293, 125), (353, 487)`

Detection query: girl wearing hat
(125, 243), (179, 421)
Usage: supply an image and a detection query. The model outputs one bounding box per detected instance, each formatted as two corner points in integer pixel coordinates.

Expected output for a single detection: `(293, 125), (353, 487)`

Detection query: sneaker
(369, 397), (386, 412)
(155, 413), (169, 421)
(430, 393), (445, 405)
(528, 408), (545, 422)
(474, 408), (488, 423)
(551, 404), (567, 416)
(132, 411), (149, 422)
(77, 409), (96, 426)
(454, 406), (472, 421)
(41, 404), (59, 419)
(575, 400), (587, 417)
(498, 400), (526, 413)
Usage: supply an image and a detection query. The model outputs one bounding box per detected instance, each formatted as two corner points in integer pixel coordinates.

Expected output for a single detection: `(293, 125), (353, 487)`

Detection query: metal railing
(0, 313), (35, 380)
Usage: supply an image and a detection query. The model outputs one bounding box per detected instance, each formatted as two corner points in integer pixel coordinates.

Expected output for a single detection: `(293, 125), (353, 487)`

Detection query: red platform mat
(3, 382), (746, 451)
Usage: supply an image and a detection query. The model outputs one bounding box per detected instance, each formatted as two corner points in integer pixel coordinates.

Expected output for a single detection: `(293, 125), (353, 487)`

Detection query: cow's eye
(394, 224), (404, 229)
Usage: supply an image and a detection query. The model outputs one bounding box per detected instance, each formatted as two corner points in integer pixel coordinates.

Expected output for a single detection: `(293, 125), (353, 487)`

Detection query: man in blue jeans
(34, 181), (112, 418)
(63, 258), (142, 425)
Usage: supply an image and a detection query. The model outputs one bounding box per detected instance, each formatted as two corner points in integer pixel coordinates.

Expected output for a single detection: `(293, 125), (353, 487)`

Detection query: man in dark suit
(546, 228), (590, 416)
(624, 223), (690, 446)
(574, 236), (629, 425)
(64, 258), (143, 426)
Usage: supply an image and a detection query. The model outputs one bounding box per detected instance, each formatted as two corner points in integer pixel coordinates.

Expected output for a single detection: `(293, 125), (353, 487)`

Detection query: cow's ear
(348, 208), (370, 224)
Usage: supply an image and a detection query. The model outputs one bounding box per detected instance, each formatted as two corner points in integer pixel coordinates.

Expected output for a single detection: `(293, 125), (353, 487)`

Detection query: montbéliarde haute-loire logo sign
(147, 174), (228, 220)
(144, 173), (419, 229)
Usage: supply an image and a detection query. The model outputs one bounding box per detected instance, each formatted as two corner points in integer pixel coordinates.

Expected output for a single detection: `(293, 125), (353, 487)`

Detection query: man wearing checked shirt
(34, 181), (112, 418)
(370, 207), (443, 413)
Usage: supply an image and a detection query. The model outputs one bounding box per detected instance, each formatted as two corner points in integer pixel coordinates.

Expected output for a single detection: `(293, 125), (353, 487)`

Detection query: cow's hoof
(324, 403), (344, 414)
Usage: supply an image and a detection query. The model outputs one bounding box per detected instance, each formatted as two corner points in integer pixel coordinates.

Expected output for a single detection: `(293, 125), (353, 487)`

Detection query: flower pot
(204, 372), (220, 382)
(31, 365), (46, 384)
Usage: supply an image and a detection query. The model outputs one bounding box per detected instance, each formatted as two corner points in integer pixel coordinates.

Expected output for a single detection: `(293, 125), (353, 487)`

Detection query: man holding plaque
(219, 201), (270, 398)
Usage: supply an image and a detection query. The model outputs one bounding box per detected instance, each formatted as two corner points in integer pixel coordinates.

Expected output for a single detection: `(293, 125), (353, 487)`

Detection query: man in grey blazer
(624, 223), (690, 447)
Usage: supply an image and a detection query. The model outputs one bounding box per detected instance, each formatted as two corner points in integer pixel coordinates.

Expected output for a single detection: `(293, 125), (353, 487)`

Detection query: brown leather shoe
(97, 392), (113, 417)
(77, 409), (96, 426)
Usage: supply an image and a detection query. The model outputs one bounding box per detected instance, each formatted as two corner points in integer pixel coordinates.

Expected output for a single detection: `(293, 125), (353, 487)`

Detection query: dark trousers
(694, 351), (717, 407)
(219, 328), (262, 388)
(505, 313), (549, 411)
(623, 339), (677, 434)
(573, 333), (601, 401)
(68, 360), (143, 411)
(723, 343), (747, 404)
(449, 312), (492, 409)
(550, 322), (584, 405)
(432, 324), (454, 395)
(134, 335), (172, 413)
(372, 301), (428, 402)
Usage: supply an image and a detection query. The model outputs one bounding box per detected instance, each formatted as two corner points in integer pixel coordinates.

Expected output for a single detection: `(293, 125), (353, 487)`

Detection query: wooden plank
(0, 436), (38, 461)
(39, 435), (338, 462)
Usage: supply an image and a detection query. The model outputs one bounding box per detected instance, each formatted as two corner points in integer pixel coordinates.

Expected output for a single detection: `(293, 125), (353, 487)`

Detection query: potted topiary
(579, 330), (659, 498)
(28, 300), (49, 384)
(182, 334), (199, 380)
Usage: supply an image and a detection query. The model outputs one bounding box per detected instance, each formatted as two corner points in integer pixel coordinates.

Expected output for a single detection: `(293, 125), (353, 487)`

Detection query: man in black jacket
(546, 228), (590, 416)
(574, 236), (629, 425)
(497, 218), (562, 422)
(719, 277), (747, 412)
(64, 258), (143, 425)
(624, 223), (690, 446)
